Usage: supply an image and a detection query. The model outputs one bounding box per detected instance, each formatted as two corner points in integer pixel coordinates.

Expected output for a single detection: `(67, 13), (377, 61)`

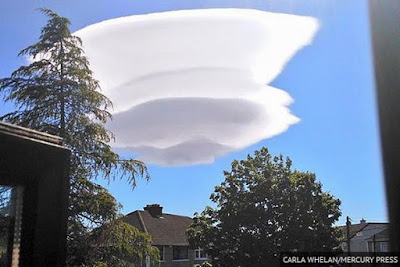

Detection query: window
(194, 248), (208, 260)
(155, 245), (164, 261)
(380, 242), (389, 252)
(0, 185), (23, 266)
(173, 246), (188, 260)
(368, 241), (376, 252)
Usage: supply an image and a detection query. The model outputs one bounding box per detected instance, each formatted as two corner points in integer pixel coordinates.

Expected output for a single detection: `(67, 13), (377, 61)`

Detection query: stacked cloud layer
(74, 9), (319, 166)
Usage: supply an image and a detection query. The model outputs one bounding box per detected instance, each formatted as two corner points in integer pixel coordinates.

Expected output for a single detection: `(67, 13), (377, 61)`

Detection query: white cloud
(74, 8), (319, 166)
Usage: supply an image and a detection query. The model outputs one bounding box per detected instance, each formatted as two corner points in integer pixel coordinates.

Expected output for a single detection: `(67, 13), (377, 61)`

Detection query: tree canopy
(187, 147), (341, 267)
(0, 8), (157, 266)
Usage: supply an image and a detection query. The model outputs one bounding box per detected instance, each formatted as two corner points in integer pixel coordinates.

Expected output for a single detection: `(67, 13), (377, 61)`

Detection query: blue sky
(0, 0), (386, 226)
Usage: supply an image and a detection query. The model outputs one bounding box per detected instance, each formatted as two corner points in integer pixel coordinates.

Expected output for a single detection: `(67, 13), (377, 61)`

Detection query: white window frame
(380, 242), (389, 252)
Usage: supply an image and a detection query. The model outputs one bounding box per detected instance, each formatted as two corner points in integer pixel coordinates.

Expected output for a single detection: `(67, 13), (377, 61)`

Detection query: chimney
(144, 204), (163, 218)
(360, 218), (366, 224)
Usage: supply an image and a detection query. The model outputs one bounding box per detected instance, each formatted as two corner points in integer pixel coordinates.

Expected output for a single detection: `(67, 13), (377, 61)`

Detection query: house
(339, 219), (390, 252)
(123, 204), (209, 267)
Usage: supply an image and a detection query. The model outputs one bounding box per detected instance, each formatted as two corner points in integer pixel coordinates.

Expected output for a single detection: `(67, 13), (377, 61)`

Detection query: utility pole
(373, 234), (377, 267)
(373, 234), (376, 252)
(346, 216), (351, 254)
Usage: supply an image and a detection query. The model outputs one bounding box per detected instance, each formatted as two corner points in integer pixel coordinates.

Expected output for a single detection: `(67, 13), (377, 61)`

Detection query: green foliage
(194, 262), (212, 267)
(0, 8), (149, 186)
(187, 147), (342, 267)
(0, 8), (155, 266)
(86, 220), (159, 266)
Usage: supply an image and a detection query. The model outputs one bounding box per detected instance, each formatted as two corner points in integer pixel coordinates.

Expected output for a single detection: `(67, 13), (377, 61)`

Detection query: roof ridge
(161, 212), (192, 218)
(131, 210), (193, 219)
(125, 210), (137, 216)
(337, 222), (388, 228)
(136, 211), (148, 234)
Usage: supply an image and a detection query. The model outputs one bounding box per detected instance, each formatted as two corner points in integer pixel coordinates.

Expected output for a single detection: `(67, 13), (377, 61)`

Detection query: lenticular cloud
(75, 9), (319, 166)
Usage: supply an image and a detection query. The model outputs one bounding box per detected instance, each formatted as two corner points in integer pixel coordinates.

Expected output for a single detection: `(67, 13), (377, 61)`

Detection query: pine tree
(0, 8), (158, 266)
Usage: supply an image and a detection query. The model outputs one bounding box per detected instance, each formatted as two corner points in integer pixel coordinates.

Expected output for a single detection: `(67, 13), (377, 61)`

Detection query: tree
(0, 9), (157, 266)
(187, 147), (341, 267)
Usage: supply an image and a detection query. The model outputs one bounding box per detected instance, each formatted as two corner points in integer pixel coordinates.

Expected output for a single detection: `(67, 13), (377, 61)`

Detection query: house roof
(123, 210), (193, 246)
(365, 228), (389, 241)
(338, 222), (388, 240)
(339, 223), (368, 239)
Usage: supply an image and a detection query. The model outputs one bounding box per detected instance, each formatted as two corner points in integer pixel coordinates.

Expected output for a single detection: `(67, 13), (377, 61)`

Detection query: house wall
(156, 246), (208, 267)
(349, 224), (388, 252)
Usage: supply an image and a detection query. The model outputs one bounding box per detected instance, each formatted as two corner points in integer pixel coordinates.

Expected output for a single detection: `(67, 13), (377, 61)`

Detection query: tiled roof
(365, 228), (389, 241)
(123, 210), (193, 246)
(338, 223), (388, 239)
(339, 223), (368, 239)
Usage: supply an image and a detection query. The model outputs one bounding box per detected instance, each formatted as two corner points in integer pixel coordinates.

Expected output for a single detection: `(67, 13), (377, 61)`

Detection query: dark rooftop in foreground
(0, 121), (63, 146)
